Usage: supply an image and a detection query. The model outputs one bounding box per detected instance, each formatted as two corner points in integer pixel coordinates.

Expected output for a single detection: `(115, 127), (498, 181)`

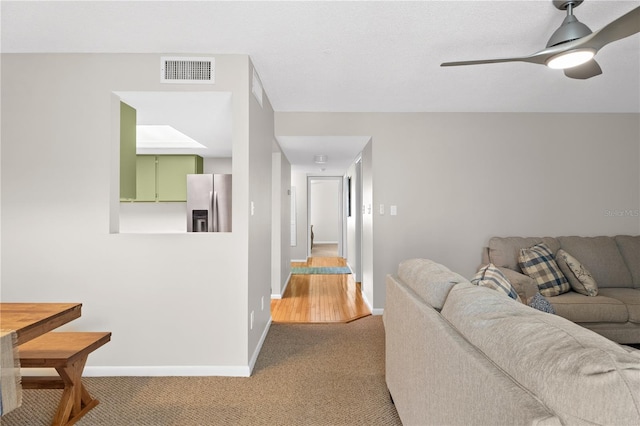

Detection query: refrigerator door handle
(212, 190), (219, 232)
(208, 190), (214, 232)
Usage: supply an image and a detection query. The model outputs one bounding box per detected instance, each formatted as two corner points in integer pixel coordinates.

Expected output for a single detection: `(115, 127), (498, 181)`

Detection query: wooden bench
(18, 331), (111, 426)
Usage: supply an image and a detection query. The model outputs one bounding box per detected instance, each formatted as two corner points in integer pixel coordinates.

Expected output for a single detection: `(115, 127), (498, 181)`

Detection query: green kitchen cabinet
(157, 155), (203, 201)
(128, 155), (203, 202)
(135, 155), (158, 202)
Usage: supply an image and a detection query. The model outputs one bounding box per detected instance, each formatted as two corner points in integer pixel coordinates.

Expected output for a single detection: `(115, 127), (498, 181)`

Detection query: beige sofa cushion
(396, 258), (468, 310)
(488, 237), (560, 272)
(598, 288), (640, 324)
(441, 284), (640, 426)
(549, 291), (629, 323)
(557, 236), (633, 288)
(615, 235), (640, 288)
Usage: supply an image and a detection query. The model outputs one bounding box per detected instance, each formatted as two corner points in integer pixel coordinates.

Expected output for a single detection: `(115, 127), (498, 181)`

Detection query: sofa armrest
(498, 267), (537, 303)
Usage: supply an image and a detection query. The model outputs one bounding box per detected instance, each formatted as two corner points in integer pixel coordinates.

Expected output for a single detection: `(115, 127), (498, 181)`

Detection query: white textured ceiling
(2, 1), (639, 173)
(116, 91), (233, 157)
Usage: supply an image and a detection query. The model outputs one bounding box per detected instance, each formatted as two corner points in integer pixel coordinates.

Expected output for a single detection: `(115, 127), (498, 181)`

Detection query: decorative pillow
(471, 263), (521, 302)
(528, 292), (556, 314)
(556, 249), (599, 296)
(518, 243), (570, 297)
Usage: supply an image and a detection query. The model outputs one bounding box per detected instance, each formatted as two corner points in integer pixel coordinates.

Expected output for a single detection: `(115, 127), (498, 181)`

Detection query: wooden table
(1, 302), (86, 425)
(0, 303), (82, 345)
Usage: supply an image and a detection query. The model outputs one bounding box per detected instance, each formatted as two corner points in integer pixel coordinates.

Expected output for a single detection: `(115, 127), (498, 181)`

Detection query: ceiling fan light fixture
(546, 49), (595, 69)
(314, 154), (328, 164)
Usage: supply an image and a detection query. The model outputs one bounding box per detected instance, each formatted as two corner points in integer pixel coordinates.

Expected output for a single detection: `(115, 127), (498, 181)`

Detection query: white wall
(119, 202), (186, 233)
(1, 53), (260, 375)
(204, 157), (232, 174)
(309, 178), (340, 243)
(275, 112), (640, 311)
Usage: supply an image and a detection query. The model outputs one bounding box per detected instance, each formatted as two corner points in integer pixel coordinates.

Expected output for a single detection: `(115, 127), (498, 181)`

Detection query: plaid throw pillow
(518, 243), (570, 297)
(471, 263), (521, 302)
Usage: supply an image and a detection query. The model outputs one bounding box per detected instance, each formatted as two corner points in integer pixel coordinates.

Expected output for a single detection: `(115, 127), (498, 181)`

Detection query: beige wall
(275, 112), (640, 310)
(247, 60), (275, 366)
(271, 152), (291, 297)
(1, 53), (269, 375)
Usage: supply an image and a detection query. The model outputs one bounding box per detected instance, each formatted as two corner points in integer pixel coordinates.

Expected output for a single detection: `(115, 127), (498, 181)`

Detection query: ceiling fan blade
(441, 49), (552, 67)
(585, 6), (640, 51)
(564, 59), (602, 79)
(441, 57), (529, 67)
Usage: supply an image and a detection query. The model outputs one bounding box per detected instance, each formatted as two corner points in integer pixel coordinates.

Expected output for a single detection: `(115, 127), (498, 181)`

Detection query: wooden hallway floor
(271, 257), (371, 323)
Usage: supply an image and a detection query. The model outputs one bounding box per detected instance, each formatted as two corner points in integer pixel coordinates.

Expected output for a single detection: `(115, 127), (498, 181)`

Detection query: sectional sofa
(384, 258), (640, 426)
(482, 236), (640, 343)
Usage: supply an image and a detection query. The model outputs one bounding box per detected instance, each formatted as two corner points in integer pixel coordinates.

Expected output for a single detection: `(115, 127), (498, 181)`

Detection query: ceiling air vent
(161, 57), (215, 84)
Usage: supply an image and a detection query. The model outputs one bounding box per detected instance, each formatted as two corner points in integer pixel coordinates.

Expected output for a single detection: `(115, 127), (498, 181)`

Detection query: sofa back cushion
(557, 236), (632, 288)
(488, 237), (559, 272)
(441, 284), (640, 425)
(615, 235), (640, 288)
(397, 258), (468, 310)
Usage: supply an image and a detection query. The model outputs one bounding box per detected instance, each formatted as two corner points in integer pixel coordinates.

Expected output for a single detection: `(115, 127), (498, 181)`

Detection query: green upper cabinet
(119, 102), (137, 200)
(128, 155), (203, 202)
(157, 155), (203, 201)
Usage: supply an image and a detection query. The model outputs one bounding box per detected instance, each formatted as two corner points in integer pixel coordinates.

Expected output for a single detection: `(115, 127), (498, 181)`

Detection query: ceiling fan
(441, 0), (640, 79)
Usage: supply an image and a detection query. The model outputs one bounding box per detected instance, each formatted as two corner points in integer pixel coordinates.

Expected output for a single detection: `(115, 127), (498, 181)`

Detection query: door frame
(307, 176), (344, 258)
(354, 157), (363, 283)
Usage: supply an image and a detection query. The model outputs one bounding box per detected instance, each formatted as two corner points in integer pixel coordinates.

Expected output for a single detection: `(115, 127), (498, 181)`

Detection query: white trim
(83, 365), (251, 377)
(249, 317), (272, 375)
(271, 272), (291, 299)
(312, 240), (339, 245)
(290, 258), (307, 263)
(361, 290), (384, 316)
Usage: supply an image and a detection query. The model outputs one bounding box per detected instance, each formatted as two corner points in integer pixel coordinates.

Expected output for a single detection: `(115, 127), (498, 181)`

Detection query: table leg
(52, 356), (99, 426)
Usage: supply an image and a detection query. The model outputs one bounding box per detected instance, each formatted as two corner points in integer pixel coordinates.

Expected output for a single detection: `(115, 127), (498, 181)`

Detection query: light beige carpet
(1, 316), (401, 426)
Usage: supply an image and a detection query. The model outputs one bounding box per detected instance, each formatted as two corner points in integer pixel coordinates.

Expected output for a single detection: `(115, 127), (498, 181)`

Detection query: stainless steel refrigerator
(186, 174), (232, 232)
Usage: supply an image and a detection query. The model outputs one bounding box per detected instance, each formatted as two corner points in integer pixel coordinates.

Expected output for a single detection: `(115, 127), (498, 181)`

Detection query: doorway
(308, 176), (343, 258)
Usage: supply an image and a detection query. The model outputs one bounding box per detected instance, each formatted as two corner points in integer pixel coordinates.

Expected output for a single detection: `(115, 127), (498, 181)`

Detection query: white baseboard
(81, 319), (273, 378)
(291, 258), (307, 263)
(271, 272), (291, 299)
(82, 365), (252, 377)
(361, 290), (384, 316)
(313, 241), (338, 245)
(249, 317), (271, 375)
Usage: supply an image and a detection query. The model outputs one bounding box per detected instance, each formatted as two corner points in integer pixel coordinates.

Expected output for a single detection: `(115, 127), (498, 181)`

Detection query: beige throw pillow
(556, 249), (599, 296)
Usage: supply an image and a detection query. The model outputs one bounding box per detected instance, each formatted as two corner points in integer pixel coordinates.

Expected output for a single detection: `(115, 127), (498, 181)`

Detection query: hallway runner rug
(291, 266), (352, 275)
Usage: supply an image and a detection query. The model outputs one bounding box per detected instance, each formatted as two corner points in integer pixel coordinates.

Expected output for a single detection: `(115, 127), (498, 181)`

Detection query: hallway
(271, 257), (371, 323)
